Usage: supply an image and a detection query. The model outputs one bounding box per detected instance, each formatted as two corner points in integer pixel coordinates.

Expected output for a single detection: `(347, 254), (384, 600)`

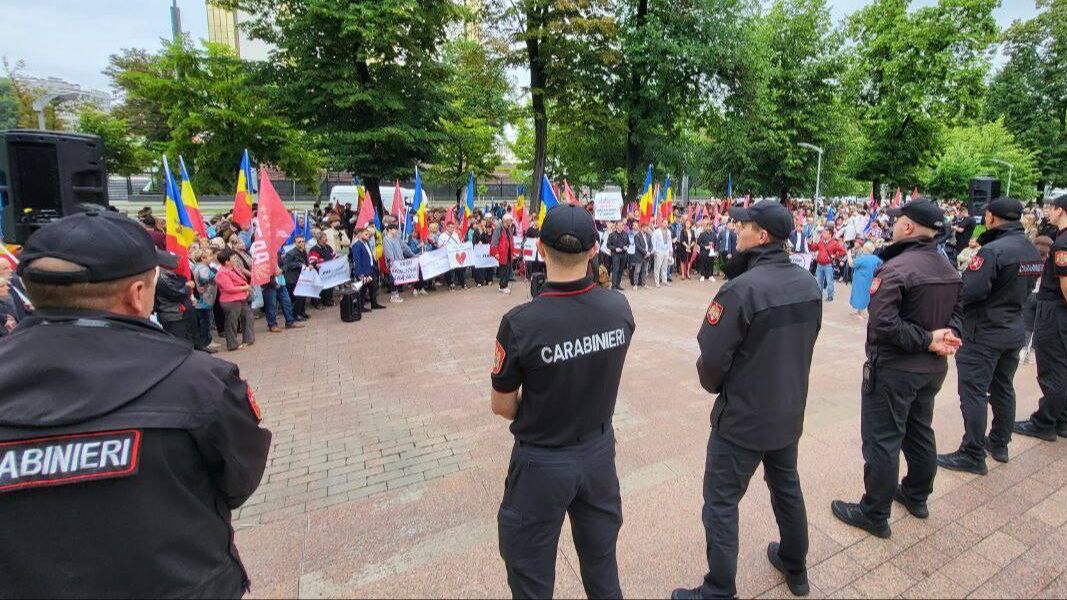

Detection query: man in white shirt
(438, 221), (467, 290)
(653, 219), (673, 288)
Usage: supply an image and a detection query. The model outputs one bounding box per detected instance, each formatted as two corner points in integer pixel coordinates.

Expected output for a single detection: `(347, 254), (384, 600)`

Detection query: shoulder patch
(493, 340), (506, 375)
(0, 430), (142, 493)
(869, 277), (881, 294)
(247, 384), (262, 422)
(1057, 251), (1067, 268)
(706, 301), (724, 325)
(968, 255), (985, 271)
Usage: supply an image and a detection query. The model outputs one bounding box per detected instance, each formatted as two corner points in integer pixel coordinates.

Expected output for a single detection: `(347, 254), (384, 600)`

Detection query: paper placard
(474, 244), (501, 268)
(594, 198), (622, 221)
(391, 257), (420, 285)
(419, 248), (452, 280)
(512, 235), (524, 259)
(316, 256), (351, 289)
(790, 253), (813, 270)
(293, 267), (323, 298)
(523, 238), (540, 262)
(447, 242), (475, 270)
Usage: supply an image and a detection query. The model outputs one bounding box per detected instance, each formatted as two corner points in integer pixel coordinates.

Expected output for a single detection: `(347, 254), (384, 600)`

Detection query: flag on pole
(727, 174), (733, 201)
(461, 173), (476, 238)
(391, 180), (404, 220)
(563, 179), (578, 205)
(163, 156), (195, 278)
(639, 165), (654, 225)
(743, 193), (751, 209)
(250, 167), (295, 286)
(355, 188), (376, 230)
(177, 156), (207, 238)
(231, 149), (256, 230)
(537, 173), (559, 227)
(663, 176), (674, 223)
(911, 187), (920, 200)
(893, 187), (902, 208)
(514, 185), (526, 224)
(405, 166), (427, 240)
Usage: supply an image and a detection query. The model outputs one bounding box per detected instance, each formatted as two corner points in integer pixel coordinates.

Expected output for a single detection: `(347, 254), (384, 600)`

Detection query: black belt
(517, 423), (608, 449)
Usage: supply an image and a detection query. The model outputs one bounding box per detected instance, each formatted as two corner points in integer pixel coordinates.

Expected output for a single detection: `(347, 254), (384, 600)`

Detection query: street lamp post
(798, 143), (824, 213)
(984, 158), (1013, 198)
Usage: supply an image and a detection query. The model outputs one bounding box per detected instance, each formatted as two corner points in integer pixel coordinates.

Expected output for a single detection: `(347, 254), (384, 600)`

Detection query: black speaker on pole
(968, 177), (1000, 218)
(0, 130), (110, 245)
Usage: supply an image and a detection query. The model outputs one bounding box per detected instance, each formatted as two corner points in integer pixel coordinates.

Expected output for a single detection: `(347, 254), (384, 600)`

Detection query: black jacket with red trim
(960, 222), (1042, 348)
(696, 244), (822, 451)
(0, 309), (271, 599)
(491, 276), (635, 447)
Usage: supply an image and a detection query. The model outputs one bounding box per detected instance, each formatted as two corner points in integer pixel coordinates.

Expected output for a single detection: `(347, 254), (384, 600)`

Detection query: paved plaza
(228, 278), (1067, 599)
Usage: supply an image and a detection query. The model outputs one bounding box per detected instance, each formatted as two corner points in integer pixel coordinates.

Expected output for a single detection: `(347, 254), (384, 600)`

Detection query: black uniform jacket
(0, 309), (271, 599)
(696, 244), (822, 451)
(961, 223), (1042, 348)
(1037, 228), (1067, 306)
(866, 237), (962, 373)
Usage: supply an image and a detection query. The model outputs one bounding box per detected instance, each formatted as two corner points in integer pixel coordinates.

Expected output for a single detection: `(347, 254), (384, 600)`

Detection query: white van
(329, 185), (429, 209)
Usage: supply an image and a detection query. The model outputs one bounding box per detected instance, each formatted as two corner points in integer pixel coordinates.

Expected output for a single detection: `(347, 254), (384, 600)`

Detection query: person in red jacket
(809, 228), (847, 301)
(492, 214), (517, 295)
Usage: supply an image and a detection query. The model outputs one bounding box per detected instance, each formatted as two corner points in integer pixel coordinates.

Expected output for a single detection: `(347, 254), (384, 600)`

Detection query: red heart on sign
(456, 252), (467, 265)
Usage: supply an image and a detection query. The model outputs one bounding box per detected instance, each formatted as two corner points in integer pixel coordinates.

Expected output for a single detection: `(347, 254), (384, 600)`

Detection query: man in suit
(788, 222), (809, 255)
(634, 223), (654, 289)
(351, 226), (387, 312)
(607, 220), (629, 291)
(717, 221), (738, 276)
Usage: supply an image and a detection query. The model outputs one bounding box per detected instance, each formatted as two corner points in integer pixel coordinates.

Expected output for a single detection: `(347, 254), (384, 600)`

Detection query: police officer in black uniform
(938, 198), (1042, 474)
(673, 201), (822, 600)
(491, 204), (635, 599)
(832, 199), (962, 538)
(0, 211), (271, 598)
(1014, 194), (1067, 441)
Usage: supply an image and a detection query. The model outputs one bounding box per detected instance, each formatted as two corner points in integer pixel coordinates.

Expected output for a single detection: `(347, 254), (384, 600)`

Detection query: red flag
(250, 167), (294, 286)
(893, 188), (902, 208)
(443, 205), (456, 227)
(391, 180), (403, 218)
(743, 194), (751, 209)
(564, 179), (578, 205)
(355, 189), (376, 229)
(911, 187), (920, 200)
(869, 189), (877, 211)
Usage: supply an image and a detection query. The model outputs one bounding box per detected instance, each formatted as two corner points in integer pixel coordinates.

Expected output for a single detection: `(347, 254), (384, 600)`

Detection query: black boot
(893, 486), (929, 519)
(831, 500), (891, 538)
(766, 542), (809, 596)
(937, 450), (988, 476)
(1013, 420), (1057, 442)
(670, 588), (702, 600)
(985, 438), (1009, 463)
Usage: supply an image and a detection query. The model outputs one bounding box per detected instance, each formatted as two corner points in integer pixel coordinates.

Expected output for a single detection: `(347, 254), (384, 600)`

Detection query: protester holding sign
(438, 222), (468, 290)
(281, 237), (311, 321)
(384, 225), (416, 303)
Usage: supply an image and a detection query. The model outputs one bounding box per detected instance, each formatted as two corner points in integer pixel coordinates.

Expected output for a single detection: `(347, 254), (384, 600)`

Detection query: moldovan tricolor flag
(537, 173), (559, 227)
(162, 155), (195, 278)
(514, 185), (525, 223)
(250, 167), (294, 286)
(639, 165), (654, 225)
(232, 149), (256, 230)
(405, 166), (428, 241)
(460, 173), (476, 238)
(177, 156), (208, 238)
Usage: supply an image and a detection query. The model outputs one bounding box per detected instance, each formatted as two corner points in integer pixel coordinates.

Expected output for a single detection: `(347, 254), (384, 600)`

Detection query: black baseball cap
(986, 197), (1024, 221)
(540, 205), (597, 253)
(1045, 194), (1067, 210)
(886, 199), (944, 229)
(729, 201), (793, 240)
(18, 210), (179, 284)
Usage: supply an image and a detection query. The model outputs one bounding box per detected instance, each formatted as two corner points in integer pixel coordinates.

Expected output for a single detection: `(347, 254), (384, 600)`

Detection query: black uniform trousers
(956, 342), (1020, 459)
(700, 431), (808, 600)
(699, 253), (715, 279)
(498, 429), (622, 600)
(860, 366), (945, 523)
(1029, 302), (1067, 432)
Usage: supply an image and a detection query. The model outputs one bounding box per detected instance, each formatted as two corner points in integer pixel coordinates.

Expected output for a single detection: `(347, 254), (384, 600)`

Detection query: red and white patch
(869, 277), (881, 294)
(247, 384), (262, 422)
(706, 301), (724, 325)
(492, 340), (506, 375)
(1056, 251), (1067, 268)
(968, 255), (985, 271)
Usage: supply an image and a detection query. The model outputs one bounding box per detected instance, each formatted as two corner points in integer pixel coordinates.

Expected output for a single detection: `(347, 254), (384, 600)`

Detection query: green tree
(2, 58), (62, 130)
(432, 38), (513, 204)
(75, 107), (152, 176)
(108, 39), (322, 194)
(985, 0), (1067, 191)
(104, 48), (171, 145)
(0, 78), (18, 130)
(236, 0), (460, 213)
(843, 0), (1000, 200)
(920, 119), (1041, 201)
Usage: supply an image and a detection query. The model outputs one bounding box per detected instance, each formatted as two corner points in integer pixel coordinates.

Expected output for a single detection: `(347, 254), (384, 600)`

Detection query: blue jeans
(816, 264), (835, 300)
(262, 284), (295, 328)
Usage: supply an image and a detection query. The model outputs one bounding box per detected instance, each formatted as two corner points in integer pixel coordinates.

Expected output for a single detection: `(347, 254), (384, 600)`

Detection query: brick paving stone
(218, 278), (1063, 598)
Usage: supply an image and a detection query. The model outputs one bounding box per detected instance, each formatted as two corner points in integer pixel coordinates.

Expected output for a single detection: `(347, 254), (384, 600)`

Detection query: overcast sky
(0, 0), (1041, 93)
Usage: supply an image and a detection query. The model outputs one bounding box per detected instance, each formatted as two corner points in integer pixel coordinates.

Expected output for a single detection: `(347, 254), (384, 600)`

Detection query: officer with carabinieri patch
(1014, 193), (1067, 441)
(491, 204), (635, 599)
(0, 211), (271, 598)
(938, 197), (1042, 474)
(673, 201), (823, 600)
(833, 199), (963, 539)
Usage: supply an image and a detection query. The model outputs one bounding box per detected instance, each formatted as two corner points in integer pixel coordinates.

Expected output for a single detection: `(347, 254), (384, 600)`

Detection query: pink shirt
(215, 266), (249, 303)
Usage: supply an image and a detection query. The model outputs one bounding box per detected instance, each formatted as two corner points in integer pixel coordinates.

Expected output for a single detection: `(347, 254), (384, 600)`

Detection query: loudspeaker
(968, 177), (1000, 217)
(0, 130), (109, 245)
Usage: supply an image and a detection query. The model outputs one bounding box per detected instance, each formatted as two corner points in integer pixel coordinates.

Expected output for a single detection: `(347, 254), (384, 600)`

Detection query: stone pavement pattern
(226, 279), (1067, 599)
